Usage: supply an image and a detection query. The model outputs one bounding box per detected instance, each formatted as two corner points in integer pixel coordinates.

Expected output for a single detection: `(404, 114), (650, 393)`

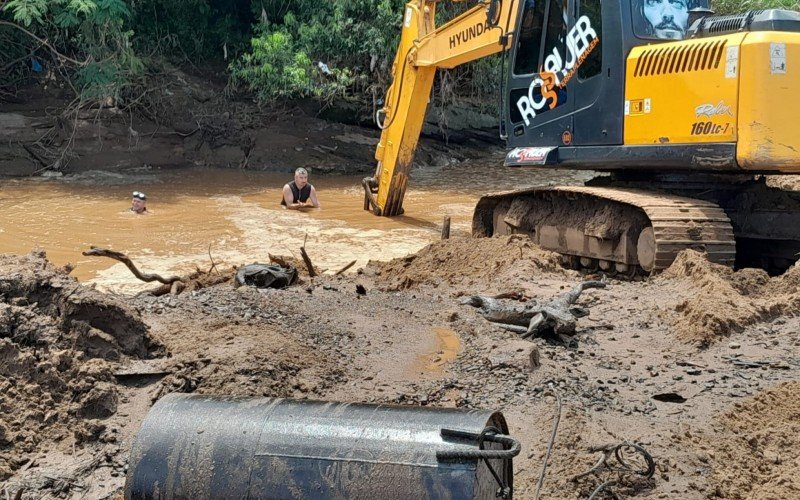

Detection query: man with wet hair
(131, 191), (148, 214)
(640, 0), (695, 40)
(281, 168), (320, 210)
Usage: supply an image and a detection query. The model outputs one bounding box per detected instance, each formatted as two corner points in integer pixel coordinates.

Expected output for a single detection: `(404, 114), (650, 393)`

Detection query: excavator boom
(363, 0), (522, 216)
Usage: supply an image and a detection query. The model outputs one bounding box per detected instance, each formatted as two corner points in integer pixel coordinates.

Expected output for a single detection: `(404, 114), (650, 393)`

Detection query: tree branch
(82, 247), (182, 284)
(0, 20), (88, 66)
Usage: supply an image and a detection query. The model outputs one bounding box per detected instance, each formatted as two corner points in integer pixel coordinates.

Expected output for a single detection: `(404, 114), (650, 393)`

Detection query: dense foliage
(1, 0), (798, 107)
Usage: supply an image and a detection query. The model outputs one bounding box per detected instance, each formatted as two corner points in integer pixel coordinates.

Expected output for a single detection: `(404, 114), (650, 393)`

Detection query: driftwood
(335, 260), (357, 276)
(268, 254), (291, 268)
(85, 246), (231, 297)
(441, 216), (451, 240)
(82, 247), (182, 284)
(300, 233), (317, 277)
(462, 278), (607, 343)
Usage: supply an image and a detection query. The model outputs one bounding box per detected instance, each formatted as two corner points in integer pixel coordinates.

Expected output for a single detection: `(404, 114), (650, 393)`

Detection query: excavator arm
(363, 0), (523, 216)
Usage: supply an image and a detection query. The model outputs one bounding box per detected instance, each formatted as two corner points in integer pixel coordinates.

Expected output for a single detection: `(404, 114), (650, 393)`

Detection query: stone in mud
(488, 340), (537, 370)
(76, 382), (119, 419)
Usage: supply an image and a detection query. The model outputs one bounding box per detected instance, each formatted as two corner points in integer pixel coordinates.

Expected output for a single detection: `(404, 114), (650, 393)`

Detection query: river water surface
(0, 156), (592, 293)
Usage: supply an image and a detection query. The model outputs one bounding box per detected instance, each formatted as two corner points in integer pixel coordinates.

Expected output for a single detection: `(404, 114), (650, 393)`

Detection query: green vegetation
(0, 0), (798, 108)
(714, 0), (798, 14)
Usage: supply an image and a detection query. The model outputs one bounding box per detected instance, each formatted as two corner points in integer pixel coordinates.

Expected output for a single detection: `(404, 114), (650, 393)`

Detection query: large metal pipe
(125, 394), (519, 500)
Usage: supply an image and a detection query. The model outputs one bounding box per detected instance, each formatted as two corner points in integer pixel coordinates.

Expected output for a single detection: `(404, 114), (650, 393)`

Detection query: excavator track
(473, 186), (736, 274)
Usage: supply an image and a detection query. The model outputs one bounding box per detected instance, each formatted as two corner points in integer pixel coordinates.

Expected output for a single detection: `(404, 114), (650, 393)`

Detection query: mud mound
(662, 251), (800, 344)
(0, 251), (153, 480)
(707, 382), (800, 499)
(367, 235), (562, 290)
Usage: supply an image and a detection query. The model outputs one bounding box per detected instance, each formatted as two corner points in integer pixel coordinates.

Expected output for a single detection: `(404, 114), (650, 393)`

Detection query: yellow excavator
(362, 0), (800, 275)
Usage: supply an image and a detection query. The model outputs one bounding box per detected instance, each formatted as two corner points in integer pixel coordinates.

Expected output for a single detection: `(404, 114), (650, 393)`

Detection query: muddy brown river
(0, 158), (592, 293)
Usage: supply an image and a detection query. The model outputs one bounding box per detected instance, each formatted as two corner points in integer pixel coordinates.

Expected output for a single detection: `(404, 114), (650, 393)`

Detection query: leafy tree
(1, 0), (141, 98)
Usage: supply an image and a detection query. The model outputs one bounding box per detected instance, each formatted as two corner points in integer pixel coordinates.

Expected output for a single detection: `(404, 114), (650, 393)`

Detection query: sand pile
(0, 252), (153, 480)
(367, 235), (562, 290)
(706, 382), (800, 499)
(662, 250), (800, 344)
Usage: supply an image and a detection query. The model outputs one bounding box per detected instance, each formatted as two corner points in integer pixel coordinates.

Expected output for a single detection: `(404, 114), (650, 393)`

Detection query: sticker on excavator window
(404, 7), (412, 28)
(771, 43), (787, 74)
(633, 0), (708, 40)
(515, 15), (600, 126)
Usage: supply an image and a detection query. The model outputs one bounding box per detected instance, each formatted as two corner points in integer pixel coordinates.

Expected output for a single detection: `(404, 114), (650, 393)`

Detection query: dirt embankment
(662, 250), (800, 345)
(366, 234), (563, 290)
(0, 70), (499, 177)
(0, 251), (155, 480)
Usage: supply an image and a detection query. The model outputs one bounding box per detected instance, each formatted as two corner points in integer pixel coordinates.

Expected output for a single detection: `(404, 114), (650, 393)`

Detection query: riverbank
(0, 70), (500, 178)
(2, 241), (799, 499)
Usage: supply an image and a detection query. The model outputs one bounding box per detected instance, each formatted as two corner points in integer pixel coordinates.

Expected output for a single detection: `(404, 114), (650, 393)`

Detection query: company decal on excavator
(516, 15), (599, 127)
(504, 146), (557, 166)
(449, 20), (491, 49)
(691, 101), (734, 135)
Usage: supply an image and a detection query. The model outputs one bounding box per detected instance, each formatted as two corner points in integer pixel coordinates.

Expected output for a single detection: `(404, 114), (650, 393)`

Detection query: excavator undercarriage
(474, 184), (736, 275)
(474, 174), (800, 275)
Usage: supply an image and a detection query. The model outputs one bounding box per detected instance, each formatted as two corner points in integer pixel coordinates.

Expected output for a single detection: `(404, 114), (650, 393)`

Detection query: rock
(729, 342), (741, 349)
(445, 309), (459, 322)
(529, 346), (541, 371)
(487, 340), (536, 370)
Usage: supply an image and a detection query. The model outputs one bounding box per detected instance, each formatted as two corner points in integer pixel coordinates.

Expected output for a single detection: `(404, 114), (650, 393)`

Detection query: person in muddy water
(281, 168), (320, 210)
(130, 191), (148, 214)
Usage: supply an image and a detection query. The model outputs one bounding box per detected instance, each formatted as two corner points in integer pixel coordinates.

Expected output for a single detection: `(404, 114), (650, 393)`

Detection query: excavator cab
(504, 0), (712, 164)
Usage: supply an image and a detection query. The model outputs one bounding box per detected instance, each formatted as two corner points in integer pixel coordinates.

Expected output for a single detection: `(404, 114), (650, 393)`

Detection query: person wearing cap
(131, 191), (148, 214)
(281, 168), (320, 210)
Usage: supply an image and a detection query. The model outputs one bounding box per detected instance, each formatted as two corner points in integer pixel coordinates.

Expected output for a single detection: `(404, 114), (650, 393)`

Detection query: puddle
(417, 327), (461, 373)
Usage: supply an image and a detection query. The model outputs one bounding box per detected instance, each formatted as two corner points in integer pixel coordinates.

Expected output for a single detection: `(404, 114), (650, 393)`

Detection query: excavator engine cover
(124, 394), (518, 500)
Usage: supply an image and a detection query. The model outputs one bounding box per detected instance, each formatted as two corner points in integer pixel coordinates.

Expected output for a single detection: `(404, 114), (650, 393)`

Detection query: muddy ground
(1, 238), (799, 499)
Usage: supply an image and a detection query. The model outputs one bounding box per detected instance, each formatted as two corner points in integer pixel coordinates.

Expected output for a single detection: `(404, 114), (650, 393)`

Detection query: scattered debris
(461, 278), (607, 343)
(572, 442), (656, 499)
(652, 392), (688, 403)
(234, 264), (297, 289)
